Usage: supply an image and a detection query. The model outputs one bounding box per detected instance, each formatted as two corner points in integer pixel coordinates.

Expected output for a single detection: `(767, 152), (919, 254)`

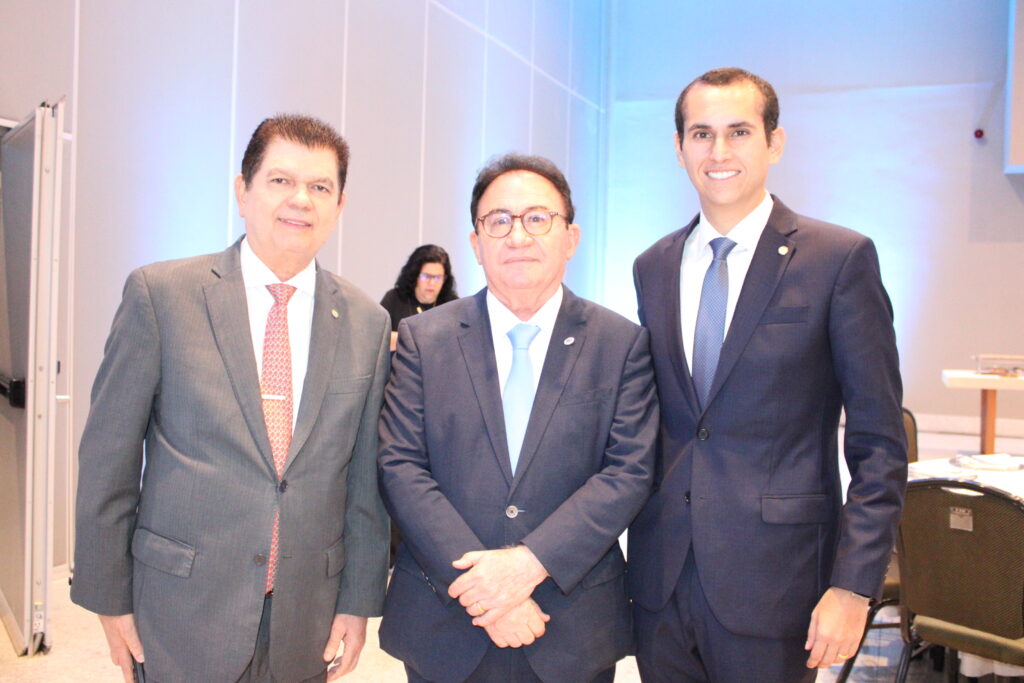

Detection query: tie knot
(508, 323), (541, 351)
(710, 237), (736, 261)
(267, 283), (296, 305)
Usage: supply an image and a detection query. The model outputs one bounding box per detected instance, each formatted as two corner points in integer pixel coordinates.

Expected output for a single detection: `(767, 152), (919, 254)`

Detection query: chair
(835, 407), (918, 681)
(894, 478), (1024, 682)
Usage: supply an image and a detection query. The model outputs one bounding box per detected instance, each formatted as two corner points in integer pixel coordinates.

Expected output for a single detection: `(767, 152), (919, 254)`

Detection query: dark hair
(469, 153), (575, 230)
(241, 114), (350, 200)
(395, 244), (458, 304)
(675, 67), (780, 143)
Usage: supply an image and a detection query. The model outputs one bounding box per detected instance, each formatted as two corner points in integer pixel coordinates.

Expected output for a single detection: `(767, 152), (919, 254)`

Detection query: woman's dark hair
(395, 244), (458, 304)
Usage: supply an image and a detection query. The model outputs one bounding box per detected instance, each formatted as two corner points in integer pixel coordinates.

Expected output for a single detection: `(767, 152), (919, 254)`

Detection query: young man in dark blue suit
(628, 68), (907, 682)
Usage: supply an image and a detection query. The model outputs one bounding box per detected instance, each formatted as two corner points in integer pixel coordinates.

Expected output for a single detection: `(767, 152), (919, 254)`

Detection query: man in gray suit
(72, 115), (391, 682)
(378, 154), (659, 682)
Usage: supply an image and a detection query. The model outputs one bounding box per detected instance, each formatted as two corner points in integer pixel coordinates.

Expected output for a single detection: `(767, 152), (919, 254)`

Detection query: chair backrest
(902, 407), (918, 464)
(897, 479), (1024, 638)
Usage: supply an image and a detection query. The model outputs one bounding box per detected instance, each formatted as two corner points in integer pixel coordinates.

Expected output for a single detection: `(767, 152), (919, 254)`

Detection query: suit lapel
(661, 218), (702, 417)
(510, 288), (586, 491)
(705, 198), (797, 409)
(204, 242), (275, 473)
(457, 291), (514, 485)
(285, 266), (340, 470)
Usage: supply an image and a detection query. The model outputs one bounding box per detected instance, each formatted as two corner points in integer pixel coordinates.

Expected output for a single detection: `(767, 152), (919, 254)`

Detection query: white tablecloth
(907, 454), (1024, 676)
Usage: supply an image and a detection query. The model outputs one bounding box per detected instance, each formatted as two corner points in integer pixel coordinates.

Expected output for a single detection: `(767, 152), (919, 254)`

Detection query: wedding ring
(838, 653), (851, 659)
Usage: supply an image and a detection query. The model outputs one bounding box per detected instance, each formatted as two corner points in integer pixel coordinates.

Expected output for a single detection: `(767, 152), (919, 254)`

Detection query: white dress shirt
(679, 191), (773, 371)
(487, 286), (563, 396)
(240, 237), (316, 427)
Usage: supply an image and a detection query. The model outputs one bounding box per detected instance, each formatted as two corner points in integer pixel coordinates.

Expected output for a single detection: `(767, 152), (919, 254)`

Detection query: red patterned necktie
(263, 283), (296, 592)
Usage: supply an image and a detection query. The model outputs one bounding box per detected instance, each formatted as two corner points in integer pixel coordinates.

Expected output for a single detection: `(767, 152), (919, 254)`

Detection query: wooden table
(941, 370), (1024, 453)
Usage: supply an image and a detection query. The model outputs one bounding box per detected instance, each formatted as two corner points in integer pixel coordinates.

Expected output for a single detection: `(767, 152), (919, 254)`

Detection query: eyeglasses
(417, 273), (444, 283)
(475, 208), (567, 238)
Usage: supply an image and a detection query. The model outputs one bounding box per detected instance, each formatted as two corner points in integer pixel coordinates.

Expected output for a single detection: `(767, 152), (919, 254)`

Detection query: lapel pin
(331, 309), (339, 319)
(563, 337), (575, 346)
(778, 246), (790, 256)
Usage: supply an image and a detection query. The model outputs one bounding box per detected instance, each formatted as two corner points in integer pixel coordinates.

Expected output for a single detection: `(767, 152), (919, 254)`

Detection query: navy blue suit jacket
(378, 287), (658, 682)
(627, 197), (907, 639)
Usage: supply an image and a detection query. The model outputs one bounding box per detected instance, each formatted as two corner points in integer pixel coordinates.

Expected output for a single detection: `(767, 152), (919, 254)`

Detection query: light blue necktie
(692, 237), (737, 410)
(503, 323), (541, 473)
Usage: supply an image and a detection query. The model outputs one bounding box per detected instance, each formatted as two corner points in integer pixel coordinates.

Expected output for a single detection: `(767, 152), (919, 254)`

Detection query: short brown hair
(240, 114), (350, 200)
(675, 68), (780, 143)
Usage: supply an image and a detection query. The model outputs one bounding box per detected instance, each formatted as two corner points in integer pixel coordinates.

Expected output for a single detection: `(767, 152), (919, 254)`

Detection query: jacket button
(278, 479), (288, 493)
(505, 505), (519, 519)
(685, 491), (691, 504)
(697, 427), (710, 440)
(253, 554), (267, 566)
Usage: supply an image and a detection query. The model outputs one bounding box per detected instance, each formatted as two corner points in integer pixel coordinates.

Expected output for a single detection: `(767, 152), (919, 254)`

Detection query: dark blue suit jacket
(378, 287), (658, 682)
(627, 198), (907, 639)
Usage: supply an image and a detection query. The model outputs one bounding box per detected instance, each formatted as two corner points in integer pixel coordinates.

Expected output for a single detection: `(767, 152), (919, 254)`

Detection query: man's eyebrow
(686, 121), (755, 132)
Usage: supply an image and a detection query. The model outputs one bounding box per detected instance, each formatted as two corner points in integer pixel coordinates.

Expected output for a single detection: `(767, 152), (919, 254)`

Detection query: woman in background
(380, 244), (459, 352)
(380, 244), (458, 565)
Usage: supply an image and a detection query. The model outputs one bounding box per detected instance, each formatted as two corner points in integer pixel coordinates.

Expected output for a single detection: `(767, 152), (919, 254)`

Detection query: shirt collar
(240, 236), (317, 296)
(486, 285), (563, 337)
(695, 191), (774, 254)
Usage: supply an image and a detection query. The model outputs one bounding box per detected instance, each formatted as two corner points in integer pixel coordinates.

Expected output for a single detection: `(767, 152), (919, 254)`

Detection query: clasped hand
(449, 546), (550, 647)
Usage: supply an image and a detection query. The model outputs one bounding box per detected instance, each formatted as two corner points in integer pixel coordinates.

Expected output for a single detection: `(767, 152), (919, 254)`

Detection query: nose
(289, 185), (313, 208)
(506, 218), (533, 246)
(711, 135), (730, 161)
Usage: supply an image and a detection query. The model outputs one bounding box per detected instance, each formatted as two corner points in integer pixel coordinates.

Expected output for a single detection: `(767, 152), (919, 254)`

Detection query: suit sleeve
(633, 258), (647, 327)
(521, 327), (659, 594)
(71, 269), (161, 616)
(828, 237), (908, 598)
(335, 313), (392, 616)
(377, 320), (488, 596)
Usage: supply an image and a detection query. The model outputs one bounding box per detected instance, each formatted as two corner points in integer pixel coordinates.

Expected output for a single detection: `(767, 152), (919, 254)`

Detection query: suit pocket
(326, 537), (346, 576)
(761, 493), (831, 524)
(131, 527), (196, 578)
(326, 376), (372, 395)
(759, 306), (809, 325)
(558, 386), (613, 407)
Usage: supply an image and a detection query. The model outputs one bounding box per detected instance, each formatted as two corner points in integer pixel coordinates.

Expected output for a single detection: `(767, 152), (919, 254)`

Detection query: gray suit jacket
(377, 288), (658, 682)
(71, 240), (391, 682)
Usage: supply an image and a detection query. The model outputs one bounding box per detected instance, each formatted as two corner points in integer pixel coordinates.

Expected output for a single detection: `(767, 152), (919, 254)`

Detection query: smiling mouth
(706, 170), (739, 180)
(278, 217), (312, 227)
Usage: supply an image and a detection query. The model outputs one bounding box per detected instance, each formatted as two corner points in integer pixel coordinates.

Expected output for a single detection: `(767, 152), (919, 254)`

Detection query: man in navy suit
(378, 154), (659, 682)
(627, 68), (907, 682)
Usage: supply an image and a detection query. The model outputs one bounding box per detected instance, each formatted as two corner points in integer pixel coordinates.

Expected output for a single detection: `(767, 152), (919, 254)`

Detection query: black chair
(835, 407), (918, 682)
(894, 478), (1024, 682)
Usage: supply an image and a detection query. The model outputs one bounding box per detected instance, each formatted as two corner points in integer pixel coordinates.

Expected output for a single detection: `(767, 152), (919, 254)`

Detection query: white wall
(0, 0), (609, 491)
(0, 0), (609, 568)
(605, 0), (1024, 427)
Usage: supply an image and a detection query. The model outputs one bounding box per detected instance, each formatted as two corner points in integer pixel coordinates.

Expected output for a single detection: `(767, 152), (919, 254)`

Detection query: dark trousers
(633, 550), (816, 683)
(237, 594), (328, 683)
(405, 644), (616, 682)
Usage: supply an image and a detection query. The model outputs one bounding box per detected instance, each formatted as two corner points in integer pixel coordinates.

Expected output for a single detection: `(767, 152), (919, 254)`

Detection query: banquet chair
(835, 407), (918, 682)
(894, 478), (1024, 682)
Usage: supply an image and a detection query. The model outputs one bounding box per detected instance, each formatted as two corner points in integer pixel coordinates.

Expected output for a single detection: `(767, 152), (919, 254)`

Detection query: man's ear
(469, 230), (483, 265)
(234, 174), (247, 217)
(768, 126), (786, 165)
(565, 223), (581, 260)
